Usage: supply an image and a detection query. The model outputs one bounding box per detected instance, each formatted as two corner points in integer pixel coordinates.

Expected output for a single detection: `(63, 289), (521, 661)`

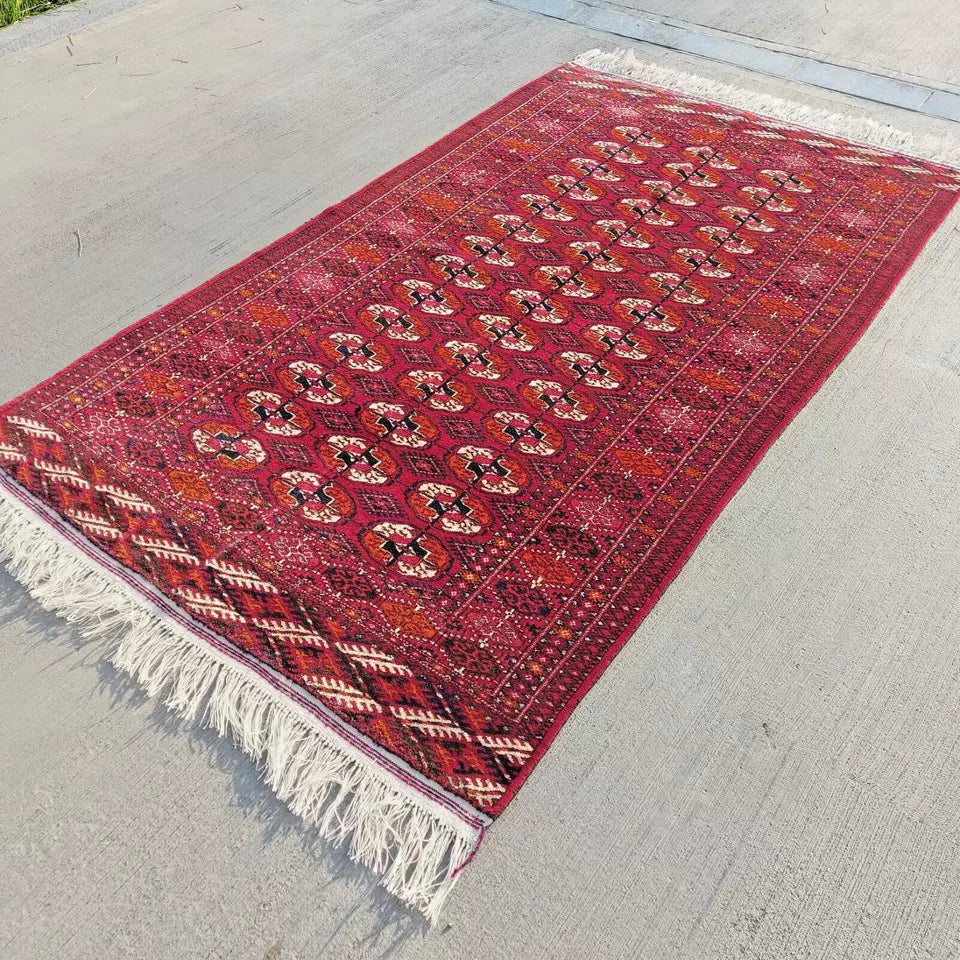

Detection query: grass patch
(1, 0), (73, 27)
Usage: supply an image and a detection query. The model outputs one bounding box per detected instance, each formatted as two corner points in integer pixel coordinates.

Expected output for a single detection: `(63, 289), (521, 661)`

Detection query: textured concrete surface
(2, 0), (960, 957)
(496, 0), (960, 121)
(0, 0), (154, 57)
(571, 0), (960, 88)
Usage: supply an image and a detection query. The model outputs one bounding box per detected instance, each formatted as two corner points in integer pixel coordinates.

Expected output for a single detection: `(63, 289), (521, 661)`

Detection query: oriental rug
(1, 51), (958, 919)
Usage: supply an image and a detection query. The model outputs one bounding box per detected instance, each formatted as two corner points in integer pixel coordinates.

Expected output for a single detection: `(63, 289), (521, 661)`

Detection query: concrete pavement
(2, 1), (960, 957)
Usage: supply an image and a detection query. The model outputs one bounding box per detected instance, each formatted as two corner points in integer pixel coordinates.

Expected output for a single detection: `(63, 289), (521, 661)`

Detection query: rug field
(1, 52), (957, 917)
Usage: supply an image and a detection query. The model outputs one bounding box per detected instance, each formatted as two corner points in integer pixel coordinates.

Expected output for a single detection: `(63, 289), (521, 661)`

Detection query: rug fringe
(573, 49), (960, 169)
(0, 483), (480, 922)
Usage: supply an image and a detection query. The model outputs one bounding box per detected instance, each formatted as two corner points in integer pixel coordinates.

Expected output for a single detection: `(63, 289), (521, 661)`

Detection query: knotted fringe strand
(0, 485), (478, 922)
(574, 49), (960, 169)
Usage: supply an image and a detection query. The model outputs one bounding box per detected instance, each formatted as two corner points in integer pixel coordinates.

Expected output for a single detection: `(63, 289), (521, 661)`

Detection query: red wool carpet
(1, 57), (957, 917)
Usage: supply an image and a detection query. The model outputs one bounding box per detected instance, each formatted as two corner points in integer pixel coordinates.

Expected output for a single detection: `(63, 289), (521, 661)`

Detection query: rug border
(0, 473), (490, 921)
(0, 471), (487, 825)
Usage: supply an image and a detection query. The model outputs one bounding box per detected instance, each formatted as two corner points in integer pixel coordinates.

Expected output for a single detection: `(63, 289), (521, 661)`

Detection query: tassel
(0, 482), (484, 920)
(573, 49), (960, 169)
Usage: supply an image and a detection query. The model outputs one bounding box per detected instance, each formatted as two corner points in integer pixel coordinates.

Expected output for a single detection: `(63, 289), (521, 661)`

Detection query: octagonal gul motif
(360, 402), (439, 448)
(485, 411), (563, 457)
(278, 359), (352, 405)
(239, 390), (311, 436)
(319, 435), (398, 485)
(437, 341), (508, 379)
(359, 303), (427, 341)
(361, 521), (450, 579)
(521, 379), (595, 422)
(271, 470), (354, 524)
(398, 369), (474, 412)
(449, 446), (529, 496)
(191, 422), (267, 470)
(407, 482), (491, 536)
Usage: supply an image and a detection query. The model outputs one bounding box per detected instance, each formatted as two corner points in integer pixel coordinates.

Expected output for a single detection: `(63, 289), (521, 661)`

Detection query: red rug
(1, 54), (957, 917)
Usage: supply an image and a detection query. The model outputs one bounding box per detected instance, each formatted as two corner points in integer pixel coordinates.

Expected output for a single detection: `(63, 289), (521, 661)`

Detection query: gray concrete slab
(569, 0), (960, 88)
(2, 0), (960, 957)
(0, 0), (153, 57)
(495, 0), (960, 121)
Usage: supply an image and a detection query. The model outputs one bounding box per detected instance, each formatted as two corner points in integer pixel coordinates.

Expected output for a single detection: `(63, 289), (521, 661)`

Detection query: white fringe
(0, 484), (481, 922)
(574, 49), (960, 169)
